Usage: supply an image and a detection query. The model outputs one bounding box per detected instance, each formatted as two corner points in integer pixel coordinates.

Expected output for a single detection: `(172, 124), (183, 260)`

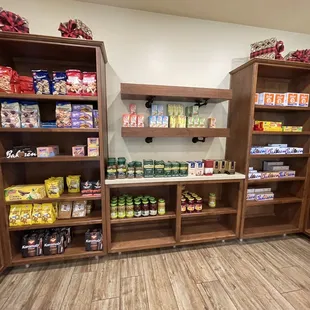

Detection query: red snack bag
(66, 69), (82, 95)
(82, 72), (97, 96)
(19, 76), (34, 94)
(0, 66), (14, 93)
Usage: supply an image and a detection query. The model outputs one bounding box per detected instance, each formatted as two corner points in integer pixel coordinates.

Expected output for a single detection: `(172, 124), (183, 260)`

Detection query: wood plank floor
(1, 235), (310, 309)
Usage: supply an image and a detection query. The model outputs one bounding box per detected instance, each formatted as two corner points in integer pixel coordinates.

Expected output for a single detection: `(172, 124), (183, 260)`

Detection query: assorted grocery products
(0, 100), (99, 129)
(110, 194), (166, 219)
(250, 144), (303, 155)
(72, 137), (100, 157)
(255, 92), (309, 107)
(181, 190), (217, 213)
(0, 66), (97, 96)
(254, 120), (303, 132)
(248, 161), (296, 180)
(246, 188), (274, 201)
(106, 157), (236, 180)
(85, 229), (103, 251)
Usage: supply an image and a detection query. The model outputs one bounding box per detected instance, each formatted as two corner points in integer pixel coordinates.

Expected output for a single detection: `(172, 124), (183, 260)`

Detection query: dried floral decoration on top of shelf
(0, 7), (29, 33)
(58, 19), (93, 40)
(284, 49), (310, 63)
(250, 37), (284, 60)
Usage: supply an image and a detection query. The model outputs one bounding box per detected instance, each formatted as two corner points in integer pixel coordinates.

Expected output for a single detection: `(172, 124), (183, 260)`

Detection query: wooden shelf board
(8, 211), (102, 231)
(246, 196), (302, 207)
(253, 131), (310, 135)
(304, 229), (310, 237)
(250, 154), (309, 159)
(243, 216), (300, 238)
(181, 205), (237, 218)
(120, 83), (232, 102)
(11, 235), (104, 266)
(0, 155), (100, 163)
(5, 192), (101, 205)
(121, 127), (230, 138)
(110, 211), (176, 224)
(248, 177), (305, 184)
(0, 93), (98, 102)
(110, 229), (176, 252)
(0, 128), (98, 133)
(254, 105), (310, 112)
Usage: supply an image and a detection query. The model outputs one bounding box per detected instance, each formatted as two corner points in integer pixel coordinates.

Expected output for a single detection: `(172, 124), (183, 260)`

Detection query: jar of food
(181, 198), (187, 213)
(135, 162), (143, 178)
(117, 157), (127, 179)
(149, 199), (158, 216)
(142, 199), (150, 217)
(195, 197), (203, 212)
(134, 200), (142, 217)
(117, 202), (125, 218)
(164, 162), (172, 177)
(126, 202), (134, 218)
(110, 202), (118, 219)
(209, 193), (216, 208)
(187, 198), (195, 213)
(107, 158), (117, 180)
(158, 199), (166, 215)
(127, 162), (135, 179)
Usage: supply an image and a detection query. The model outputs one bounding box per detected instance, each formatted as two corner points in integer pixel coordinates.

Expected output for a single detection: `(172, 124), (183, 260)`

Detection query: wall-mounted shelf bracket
(192, 137), (206, 143)
(145, 137), (153, 143)
(145, 96), (155, 108)
(194, 98), (209, 107)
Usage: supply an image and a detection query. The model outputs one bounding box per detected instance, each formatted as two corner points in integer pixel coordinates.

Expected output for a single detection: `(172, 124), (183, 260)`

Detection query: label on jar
(187, 205), (194, 212)
(142, 209), (150, 217)
(117, 211), (125, 218)
(195, 203), (202, 211)
(181, 204), (187, 212)
(150, 209), (157, 216)
(126, 210), (134, 218)
(110, 211), (117, 219)
(134, 210), (141, 217)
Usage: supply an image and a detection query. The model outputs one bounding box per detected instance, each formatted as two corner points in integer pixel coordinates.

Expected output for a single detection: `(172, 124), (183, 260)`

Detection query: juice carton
(258, 93), (275, 105)
(299, 93), (309, 107)
(285, 93), (299, 106)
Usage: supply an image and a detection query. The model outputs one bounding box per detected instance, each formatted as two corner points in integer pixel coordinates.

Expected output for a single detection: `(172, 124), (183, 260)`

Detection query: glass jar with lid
(158, 199), (166, 215)
(149, 199), (158, 216)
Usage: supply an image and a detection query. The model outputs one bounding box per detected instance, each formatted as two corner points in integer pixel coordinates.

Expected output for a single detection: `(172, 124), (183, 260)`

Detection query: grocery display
(248, 163), (296, 180)
(255, 92), (309, 107)
(250, 144), (303, 155)
(246, 188), (274, 201)
(254, 120), (303, 132)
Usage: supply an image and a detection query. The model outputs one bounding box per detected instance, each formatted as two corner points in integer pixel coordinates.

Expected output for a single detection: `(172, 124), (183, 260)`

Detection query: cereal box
(199, 117), (206, 128)
(157, 104), (164, 116)
(162, 116), (169, 128)
(258, 93), (275, 105)
(169, 116), (176, 128)
(282, 126), (292, 132)
(137, 114), (145, 127)
(122, 114), (130, 127)
(130, 114), (137, 127)
(168, 104), (174, 116)
(195, 161), (204, 176)
(299, 93), (309, 107)
(37, 147), (56, 158)
(156, 116), (163, 127)
(254, 93), (261, 105)
(148, 116), (157, 127)
(187, 161), (196, 176)
(129, 104), (136, 115)
(275, 93), (286, 106)
(151, 104), (158, 116)
(177, 116), (186, 128)
(291, 126), (303, 132)
(285, 93), (299, 106)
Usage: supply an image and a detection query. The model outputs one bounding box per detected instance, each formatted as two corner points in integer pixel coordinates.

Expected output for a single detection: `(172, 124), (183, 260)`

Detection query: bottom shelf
(243, 216), (300, 239)
(11, 234), (105, 266)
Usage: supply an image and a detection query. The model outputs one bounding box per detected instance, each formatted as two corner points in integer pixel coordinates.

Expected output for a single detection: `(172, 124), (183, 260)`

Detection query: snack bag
(32, 70), (51, 95)
(0, 66), (18, 93)
(19, 76), (34, 94)
(56, 102), (72, 128)
(82, 72), (97, 96)
(20, 101), (40, 128)
(20, 204), (33, 225)
(66, 70), (83, 95)
(32, 204), (43, 224)
(41, 203), (56, 223)
(45, 178), (61, 198)
(72, 201), (87, 217)
(9, 205), (21, 226)
(52, 72), (67, 95)
(1, 99), (21, 128)
(66, 175), (81, 193)
(58, 202), (72, 219)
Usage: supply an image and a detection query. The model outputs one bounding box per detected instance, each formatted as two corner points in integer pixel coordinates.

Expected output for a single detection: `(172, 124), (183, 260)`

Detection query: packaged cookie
(22, 233), (43, 258)
(82, 72), (97, 96)
(20, 204), (32, 226)
(66, 69), (83, 95)
(92, 180), (101, 196)
(41, 203), (56, 223)
(72, 201), (87, 217)
(52, 72), (67, 95)
(43, 231), (64, 255)
(32, 204), (43, 224)
(92, 110), (99, 128)
(9, 205), (21, 226)
(81, 181), (93, 196)
(56, 102), (72, 128)
(45, 178), (61, 198)
(66, 175), (81, 193)
(20, 102), (40, 128)
(72, 104), (93, 112)
(1, 99), (21, 128)
(32, 70), (51, 95)
(0, 66), (14, 93)
(58, 202), (72, 219)
(85, 229), (103, 251)
(19, 76), (34, 94)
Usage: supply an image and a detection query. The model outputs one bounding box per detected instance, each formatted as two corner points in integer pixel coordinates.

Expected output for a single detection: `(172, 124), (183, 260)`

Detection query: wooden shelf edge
(246, 197), (302, 207)
(252, 131), (310, 135)
(180, 230), (236, 244)
(0, 128), (99, 133)
(181, 207), (237, 218)
(248, 177), (306, 184)
(0, 93), (98, 102)
(110, 212), (176, 224)
(243, 227), (300, 239)
(254, 105), (310, 112)
(250, 154), (309, 159)
(0, 156), (100, 163)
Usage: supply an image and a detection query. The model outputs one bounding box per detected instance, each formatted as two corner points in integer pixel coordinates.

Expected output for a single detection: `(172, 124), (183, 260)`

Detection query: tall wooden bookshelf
(226, 58), (310, 239)
(0, 33), (108, 267)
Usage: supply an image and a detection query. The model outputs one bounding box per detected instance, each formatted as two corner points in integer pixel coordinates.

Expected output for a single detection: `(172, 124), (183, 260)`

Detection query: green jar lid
(108, 158), (116, 163)
(110, 202), (117, 207)
(128, 162), (135, 167)
(135, 161), (142, 167)
(158, 198), (165, 203)
(209, 193), (216, 197)
(118, 202), (125, 206)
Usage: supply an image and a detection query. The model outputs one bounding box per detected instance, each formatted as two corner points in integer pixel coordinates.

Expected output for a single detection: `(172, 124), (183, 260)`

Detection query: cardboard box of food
(255, 192), (274, 201)
(5, 184), (46, 201)
(258, 93), (275, 105)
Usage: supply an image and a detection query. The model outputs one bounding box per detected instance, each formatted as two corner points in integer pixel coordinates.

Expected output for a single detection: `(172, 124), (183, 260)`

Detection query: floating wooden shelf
(248, 177), (306, 184)
(246, 196), (303, 207)
(252, 131), (310, 136)
(121, 127), (230, 138)
(181, 205), (237, 218)
(120, 83), (232, 103)
(254, 105), (310, 112)
(110, 211), (176, 224)
(8, 211), (102, 231)
(0, 128), (99, 133)
(0, 156), (100, 163)
(250, 154), (308, 159)
(5, 192), (101, 205)
(0, 93), (98, 102)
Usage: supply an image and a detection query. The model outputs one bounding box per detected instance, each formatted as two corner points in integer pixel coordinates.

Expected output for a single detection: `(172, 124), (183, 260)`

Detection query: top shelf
(0, 93), (98, 102)
(255, 105), (310, 112)
(120, 83), (232, 103)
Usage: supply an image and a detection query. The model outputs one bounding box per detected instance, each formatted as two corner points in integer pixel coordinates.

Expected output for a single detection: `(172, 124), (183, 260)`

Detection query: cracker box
(177, 116), (187, 128)
(254, 188), (272, 193)
(72, 145), (86, 156)
(291, 126), (303, 132)
(251, 146), (266, 155)
(37, 147), (56, 158)
(72, 104), (93, 112)
(72, 120), (93, 129)
(247, 188), (255, 193)
(285, 93), (299, 106)
(169, 116), (176, 128)
(282, 126), (292, 132)
(88, 146), (99, 157)
(187, 161), (196, 176)
(255, 192), (274, 201)
(187, 117), (194, 128)
(122, 114), (130, 127)
(130, 114), (137, 127)
(274, 93), (286, 106)
(87, 137), (99, 147)
(71, 111), (93, 121)
(248, 172), (262, 179)
(254, 93), (261, 105)
(299, 93), (309, 107)
(246, 193), (256, 200)
(129, 104), (136, 115)
(258, 93), (275, 105)
(207, 117), (216, 128)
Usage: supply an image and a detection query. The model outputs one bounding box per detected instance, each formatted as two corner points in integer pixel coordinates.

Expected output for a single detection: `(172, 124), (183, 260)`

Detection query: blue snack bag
(52, 71), (67, 95)
(32, 70), (51, 95)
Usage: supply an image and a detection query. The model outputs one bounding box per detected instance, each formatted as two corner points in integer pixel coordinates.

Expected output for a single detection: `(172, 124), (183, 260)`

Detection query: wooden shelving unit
(226, 58), (310, 240)
(105, 175), (245, 253)
(0, 33), (108, 268)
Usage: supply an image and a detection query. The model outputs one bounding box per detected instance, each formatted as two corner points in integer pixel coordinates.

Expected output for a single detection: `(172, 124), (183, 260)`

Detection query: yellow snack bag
(9, 205), (21, 226)
(20, 204), (32, 226)
(32, 204), (43, 224)
(66, 175), (81, 193)
(41, 203), (56, 224)
(45, 179), (60, 198)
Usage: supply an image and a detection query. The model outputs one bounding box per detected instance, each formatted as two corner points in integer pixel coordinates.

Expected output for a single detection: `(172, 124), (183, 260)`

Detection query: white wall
(2, 0), (310, 161)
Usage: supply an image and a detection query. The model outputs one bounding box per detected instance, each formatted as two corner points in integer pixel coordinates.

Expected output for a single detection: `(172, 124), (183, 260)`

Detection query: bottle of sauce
(181, 198), (187, 213)
(134, 199), (142, 217)
(142, 199), (150, 217)
(187, 198), (195, 213)
(117, 201), (126, 219)
(209, 193), (216, 208)
(135, 162), (143, 178)
(149, 198), (158, 216)
(195, 197), (203, 212)
(117, 157), (127, 179)
(107, 158), (117, 180)
(126, 201), (134, 218)
(110, 202), (118, 219)
(158, 199), (166, 215)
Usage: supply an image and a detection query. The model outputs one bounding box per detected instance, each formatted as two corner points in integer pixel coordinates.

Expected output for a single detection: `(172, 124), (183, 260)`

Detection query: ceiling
(77, 0), (310, 34)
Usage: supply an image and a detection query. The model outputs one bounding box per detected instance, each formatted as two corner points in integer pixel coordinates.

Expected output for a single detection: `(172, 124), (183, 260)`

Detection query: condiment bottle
(195, 197), (203, 212)
(181, 198), (187, 213)
(125, 201), (134, 218)
(127, 162), (135, 179)
(134, 199), (142, 217)
(158, 199), (166, 215)
(187, 198), (195, 213)
(107, 158), (117, 180)
(117, 202), (126, 218)
(208, 193), (216, 208)
(117, 157), (127, 179)
(135, 162), (143, 178)
(142, 199), (150, 217)
(110, 202), (118, 219)
(149, 199), (158, 216)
